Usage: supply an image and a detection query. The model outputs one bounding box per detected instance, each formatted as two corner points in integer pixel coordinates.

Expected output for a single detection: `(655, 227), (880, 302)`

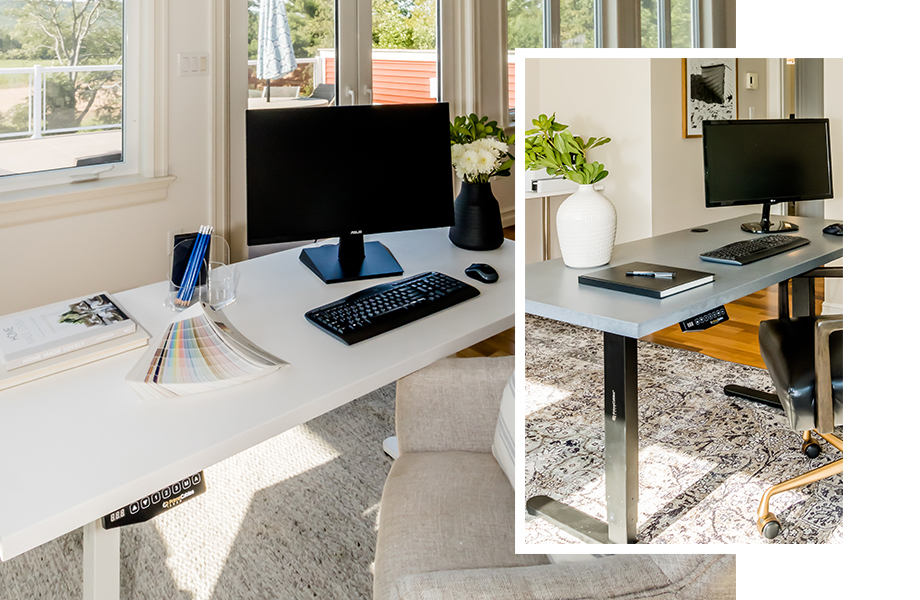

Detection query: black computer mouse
(822, 222), (843, 236)
(465, 263), (498, 284)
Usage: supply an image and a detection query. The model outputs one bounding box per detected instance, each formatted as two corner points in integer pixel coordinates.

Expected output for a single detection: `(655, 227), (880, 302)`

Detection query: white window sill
(0, 174), (175, 228)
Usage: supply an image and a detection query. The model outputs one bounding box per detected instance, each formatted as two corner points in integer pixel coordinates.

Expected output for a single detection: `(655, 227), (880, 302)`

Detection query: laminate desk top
(0, 228), (514, 561)
(526, 213), (843, 338)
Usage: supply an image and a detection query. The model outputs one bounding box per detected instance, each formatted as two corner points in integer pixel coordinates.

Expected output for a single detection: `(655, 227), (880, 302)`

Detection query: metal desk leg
(724, 275), (818, 407)
(790, 276), (817, 318)
(83, 520), (119, 600)
(604, 332), (639, 543)
(527, 332), (639, 544)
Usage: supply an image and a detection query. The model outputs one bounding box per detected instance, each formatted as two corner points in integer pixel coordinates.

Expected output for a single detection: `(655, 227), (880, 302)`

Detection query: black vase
(448, 181), (504, 251)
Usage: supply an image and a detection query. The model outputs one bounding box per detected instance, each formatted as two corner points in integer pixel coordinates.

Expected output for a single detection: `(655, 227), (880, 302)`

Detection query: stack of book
(0, 293), (149, 391)
(126, 303), (287, 399)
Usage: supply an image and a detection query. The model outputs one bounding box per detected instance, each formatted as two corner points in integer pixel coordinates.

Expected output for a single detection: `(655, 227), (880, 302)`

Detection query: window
(507, 0), (598, 50)
(641, 0), (699, 48)
(0, 0), (129, 184)
(245, 0), (440, 107)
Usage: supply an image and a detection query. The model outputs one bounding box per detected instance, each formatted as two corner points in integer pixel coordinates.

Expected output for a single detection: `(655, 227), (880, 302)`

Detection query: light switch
(178, 52), (209, 77)
(745, 72), (758, 90)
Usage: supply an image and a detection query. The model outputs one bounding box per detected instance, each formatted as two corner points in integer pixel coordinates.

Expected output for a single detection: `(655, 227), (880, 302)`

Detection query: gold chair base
(756, 430), (842, 538)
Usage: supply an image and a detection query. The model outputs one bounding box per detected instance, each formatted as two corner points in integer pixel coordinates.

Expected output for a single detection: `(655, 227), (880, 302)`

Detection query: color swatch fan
(126, 303), (287, 399)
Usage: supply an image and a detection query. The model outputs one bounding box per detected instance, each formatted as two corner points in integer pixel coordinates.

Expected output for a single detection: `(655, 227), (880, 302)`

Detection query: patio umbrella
(256, 0), (297, 102)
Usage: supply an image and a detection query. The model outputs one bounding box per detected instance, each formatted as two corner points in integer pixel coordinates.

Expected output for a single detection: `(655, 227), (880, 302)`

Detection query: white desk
(0, 228), (513, 596)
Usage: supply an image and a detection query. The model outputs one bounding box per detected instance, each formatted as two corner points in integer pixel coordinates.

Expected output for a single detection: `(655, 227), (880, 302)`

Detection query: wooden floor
(461, 226), (822, 369)
(644, 280), (824, 369)
(456, 226), (516, 359)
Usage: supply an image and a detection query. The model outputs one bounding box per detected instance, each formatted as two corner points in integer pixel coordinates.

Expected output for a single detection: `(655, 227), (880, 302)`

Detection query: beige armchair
(373, 356), (736, 600)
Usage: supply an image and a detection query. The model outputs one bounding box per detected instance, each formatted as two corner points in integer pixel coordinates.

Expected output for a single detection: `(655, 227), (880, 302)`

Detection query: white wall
(0, 1), (215, 315)
(822, 58), (844, 313)
(526, 58), (844, 267)
(524, 57), (655, 258)
(649, 58), (769, 236)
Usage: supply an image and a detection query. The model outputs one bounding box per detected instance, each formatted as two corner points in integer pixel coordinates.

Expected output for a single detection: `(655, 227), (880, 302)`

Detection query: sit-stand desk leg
(84, 520), (119, 600)
(527, 331), (639, 544)
(382, 435), (399, 459)
(724, 276), (818, 407)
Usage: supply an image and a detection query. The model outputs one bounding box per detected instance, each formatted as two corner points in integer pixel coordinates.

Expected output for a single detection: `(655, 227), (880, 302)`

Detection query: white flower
(451, 137), (510, 182)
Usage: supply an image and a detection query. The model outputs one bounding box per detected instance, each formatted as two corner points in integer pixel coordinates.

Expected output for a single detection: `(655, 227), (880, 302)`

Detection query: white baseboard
(822, 302), (844, 315)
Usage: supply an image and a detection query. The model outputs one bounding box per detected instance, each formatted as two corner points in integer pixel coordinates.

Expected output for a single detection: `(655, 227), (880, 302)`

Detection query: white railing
(0, 64), (122, 141)
(247, 56), (322, 84)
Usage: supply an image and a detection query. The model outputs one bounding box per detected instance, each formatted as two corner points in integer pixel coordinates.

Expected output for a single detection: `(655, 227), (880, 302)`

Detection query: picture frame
(682, 58), (738, 138)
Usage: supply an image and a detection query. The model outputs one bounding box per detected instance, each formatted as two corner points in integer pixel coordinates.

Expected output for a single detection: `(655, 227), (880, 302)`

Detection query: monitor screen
(245, 102), (455, 246)
(702, 118), (833, 208)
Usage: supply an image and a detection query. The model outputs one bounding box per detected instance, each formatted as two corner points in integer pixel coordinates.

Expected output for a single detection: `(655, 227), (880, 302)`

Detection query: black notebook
(578, 262), (715, 299)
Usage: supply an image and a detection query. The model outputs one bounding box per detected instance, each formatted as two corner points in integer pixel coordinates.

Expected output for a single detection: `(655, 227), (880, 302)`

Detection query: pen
(626, 271), (676, 278)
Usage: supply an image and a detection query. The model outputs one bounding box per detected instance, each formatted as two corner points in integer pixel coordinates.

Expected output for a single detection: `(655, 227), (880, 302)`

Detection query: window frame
(0, 0), (171, 218)
(654, 0), (701, 48)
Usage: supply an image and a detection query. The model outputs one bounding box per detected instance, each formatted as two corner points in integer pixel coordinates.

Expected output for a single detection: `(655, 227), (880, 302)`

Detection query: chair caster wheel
(802, 440), (821, 459)
(758, 514), (781, 540)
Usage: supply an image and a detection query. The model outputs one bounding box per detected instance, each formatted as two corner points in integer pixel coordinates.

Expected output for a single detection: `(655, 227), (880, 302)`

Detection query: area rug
(525, 314), (843, 545)
(0, 384), (396, 600)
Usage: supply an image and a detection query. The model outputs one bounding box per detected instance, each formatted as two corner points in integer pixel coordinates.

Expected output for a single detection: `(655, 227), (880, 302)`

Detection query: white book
(0, 293), (136, 370)
(0, 327), (149, 392)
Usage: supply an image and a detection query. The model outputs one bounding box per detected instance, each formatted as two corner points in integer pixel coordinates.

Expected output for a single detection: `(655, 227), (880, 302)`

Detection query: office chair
(754, 269), (843, 539)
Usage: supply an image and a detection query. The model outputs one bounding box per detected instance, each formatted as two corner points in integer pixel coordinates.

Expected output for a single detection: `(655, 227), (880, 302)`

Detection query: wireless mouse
(822, 222), (843, 236)
(465, 263), (498, 284)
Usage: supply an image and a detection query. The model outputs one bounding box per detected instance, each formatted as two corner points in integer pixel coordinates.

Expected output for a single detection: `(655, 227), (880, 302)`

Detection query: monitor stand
(299, 233), (403, 284)
(741, 201), (800, 234)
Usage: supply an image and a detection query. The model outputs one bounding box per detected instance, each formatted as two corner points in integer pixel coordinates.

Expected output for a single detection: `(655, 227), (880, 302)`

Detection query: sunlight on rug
(525, 314), (842, 545)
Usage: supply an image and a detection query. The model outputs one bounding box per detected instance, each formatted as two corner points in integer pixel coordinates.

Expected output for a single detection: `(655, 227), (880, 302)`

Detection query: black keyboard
(305, 271), (481, 345)
(700, 234), (810, 265)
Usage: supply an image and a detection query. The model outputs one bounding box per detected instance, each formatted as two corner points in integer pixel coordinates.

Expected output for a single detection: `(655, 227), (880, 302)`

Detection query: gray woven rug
(525, 314), (843, 545)
(0, 384), (396, 600)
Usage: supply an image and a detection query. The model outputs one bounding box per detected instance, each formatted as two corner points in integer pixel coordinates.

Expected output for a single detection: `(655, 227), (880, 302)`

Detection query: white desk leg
(83, 520), (120, 600)
(382, 436), (400, 459)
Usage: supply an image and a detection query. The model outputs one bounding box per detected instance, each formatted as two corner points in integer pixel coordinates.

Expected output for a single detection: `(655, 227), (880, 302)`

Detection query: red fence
(320, 52), (517, 108)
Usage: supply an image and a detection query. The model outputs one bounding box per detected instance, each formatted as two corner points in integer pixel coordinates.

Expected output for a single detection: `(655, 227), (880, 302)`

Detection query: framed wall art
(682, 58), (738, 138)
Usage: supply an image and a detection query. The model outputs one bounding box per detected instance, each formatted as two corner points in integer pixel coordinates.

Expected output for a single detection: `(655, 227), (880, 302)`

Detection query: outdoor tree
(3, 0), (122, 131)
(507, 0), (542, 49)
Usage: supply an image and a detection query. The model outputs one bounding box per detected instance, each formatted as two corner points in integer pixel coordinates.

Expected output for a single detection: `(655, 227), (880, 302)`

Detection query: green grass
(0, 59), (58, 89)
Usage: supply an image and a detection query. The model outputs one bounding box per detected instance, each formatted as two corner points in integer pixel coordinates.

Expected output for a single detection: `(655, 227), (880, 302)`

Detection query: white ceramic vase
(556, 184), (617, 268)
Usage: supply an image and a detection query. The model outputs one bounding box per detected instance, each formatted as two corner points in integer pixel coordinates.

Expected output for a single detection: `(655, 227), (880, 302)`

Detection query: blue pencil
(176, 226), (212, 307)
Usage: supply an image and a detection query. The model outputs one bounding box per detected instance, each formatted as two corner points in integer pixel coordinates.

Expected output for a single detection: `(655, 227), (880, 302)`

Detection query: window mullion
(691, 0), (700, 48)
(594, 0), (604, 47)
(657, 0), (671, 48)
(546, 0), (561, 48)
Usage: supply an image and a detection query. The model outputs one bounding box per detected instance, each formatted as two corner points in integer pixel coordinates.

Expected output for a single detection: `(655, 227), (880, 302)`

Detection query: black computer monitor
(702, 118), (833, 233)
(245, 102), (455, 283)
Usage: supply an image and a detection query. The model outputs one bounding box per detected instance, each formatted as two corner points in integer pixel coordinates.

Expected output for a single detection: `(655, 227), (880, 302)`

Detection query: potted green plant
(448, 113), (514, 251)
(525, 113), (617, 268)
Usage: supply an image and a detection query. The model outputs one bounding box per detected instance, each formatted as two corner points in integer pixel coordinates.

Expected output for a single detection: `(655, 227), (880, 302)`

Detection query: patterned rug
(0, 384), (396, 600)
(525, 314), (843, 545)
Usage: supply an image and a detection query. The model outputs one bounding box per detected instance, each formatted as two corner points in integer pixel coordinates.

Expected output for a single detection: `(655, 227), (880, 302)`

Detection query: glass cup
(206, 261), (238, 309)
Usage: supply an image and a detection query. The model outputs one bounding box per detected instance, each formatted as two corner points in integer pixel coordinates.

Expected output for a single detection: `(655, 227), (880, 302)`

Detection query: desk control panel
(102, 472), (206, 529)
(680, 306), (729, 332)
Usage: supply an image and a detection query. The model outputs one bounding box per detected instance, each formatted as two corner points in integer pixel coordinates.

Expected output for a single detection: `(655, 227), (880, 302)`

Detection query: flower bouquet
(449, 114), (514, 183)
(447, 114), (514, 251)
